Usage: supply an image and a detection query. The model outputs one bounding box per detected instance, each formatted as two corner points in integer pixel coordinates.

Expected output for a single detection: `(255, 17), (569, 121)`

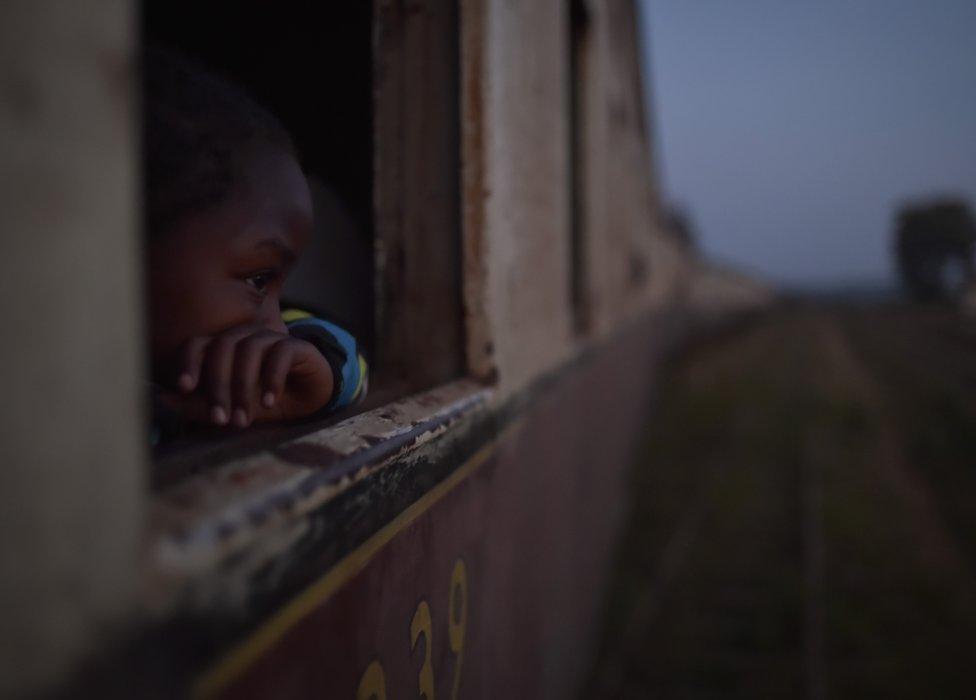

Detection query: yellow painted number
(356, 660), (387, 700)
(448, 560), (468, 700)
(356, 559), (469, 699)
(410, 600), (436, 699)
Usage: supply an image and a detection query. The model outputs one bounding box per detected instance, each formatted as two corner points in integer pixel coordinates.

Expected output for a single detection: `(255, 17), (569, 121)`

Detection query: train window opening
(143, 0), (466, 478)
(145, 0), (375, 345)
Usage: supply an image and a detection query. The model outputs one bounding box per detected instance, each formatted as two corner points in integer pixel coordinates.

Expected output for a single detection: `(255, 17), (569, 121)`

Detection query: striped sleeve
(283, 309), (368, 410)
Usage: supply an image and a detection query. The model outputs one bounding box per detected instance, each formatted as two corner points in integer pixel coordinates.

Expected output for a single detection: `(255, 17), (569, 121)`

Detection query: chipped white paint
(144, 380), (491, 613)
(461, 0), (694, 397)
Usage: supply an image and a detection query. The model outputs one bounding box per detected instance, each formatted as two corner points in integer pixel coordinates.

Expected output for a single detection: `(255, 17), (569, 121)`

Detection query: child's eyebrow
(253, 238), (297, 264)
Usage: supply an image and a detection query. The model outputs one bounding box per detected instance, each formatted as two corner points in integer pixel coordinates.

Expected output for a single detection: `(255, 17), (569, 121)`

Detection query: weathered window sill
(143, 379), (491, 613)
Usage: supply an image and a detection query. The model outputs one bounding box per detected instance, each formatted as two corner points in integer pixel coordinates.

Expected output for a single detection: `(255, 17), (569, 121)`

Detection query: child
(144, 49), (366, 441)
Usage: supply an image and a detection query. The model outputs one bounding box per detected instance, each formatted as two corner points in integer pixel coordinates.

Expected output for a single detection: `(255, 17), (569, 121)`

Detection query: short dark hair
(142, 48), (296, 237)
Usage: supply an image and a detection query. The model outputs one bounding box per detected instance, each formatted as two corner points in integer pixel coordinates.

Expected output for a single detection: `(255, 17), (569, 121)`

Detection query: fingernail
(233, 407), (248, 428)
(262, 391), (276, 408)
(178, 373), (194, 391)
(211, 405), (228, 425)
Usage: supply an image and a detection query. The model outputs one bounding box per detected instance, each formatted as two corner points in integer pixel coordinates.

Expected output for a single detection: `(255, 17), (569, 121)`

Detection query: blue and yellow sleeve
(283, 309), (368, 411)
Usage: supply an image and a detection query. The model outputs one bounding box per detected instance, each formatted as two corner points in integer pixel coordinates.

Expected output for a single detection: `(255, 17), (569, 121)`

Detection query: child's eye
(244, 270), (277, 294)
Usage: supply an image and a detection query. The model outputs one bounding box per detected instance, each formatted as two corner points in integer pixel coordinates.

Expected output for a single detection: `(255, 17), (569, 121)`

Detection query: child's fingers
(231, 332), (284, 427)
(202, 327), (255, 425)
(178, 336), (212, 392)
(261, 339), (298, 408)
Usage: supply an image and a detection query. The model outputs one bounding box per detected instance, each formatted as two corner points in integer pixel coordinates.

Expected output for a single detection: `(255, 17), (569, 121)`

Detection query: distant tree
(894, 199), (976, 302)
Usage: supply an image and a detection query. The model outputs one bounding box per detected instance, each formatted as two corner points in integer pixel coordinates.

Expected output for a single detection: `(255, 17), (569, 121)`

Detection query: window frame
(372, 0), (467, 395)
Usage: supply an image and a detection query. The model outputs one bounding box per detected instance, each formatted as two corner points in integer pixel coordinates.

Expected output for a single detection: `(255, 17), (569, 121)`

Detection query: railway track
(588, 306), (976, 699)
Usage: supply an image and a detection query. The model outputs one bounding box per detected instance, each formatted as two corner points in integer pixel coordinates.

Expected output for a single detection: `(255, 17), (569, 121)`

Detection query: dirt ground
(587, 305), (976, 699)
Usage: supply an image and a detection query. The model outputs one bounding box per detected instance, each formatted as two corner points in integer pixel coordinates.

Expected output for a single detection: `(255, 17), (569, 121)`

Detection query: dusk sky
(639, 1), (976, 288)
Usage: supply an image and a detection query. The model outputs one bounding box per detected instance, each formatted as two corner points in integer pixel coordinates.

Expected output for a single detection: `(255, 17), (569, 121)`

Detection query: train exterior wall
(0, 0), (772, 697)
(165, 2), (700, 691)
(194, 315), (678, 699)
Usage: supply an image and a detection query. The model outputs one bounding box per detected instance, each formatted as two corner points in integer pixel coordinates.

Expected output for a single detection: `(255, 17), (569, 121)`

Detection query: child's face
(148, 148), (313, 378)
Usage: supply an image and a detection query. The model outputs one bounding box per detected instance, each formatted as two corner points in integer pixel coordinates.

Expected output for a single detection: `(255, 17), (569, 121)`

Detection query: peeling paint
(143, 380), (491, 613)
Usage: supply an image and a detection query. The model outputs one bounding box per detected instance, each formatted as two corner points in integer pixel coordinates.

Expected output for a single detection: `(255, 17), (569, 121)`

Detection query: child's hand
(160, 324), (335, 429)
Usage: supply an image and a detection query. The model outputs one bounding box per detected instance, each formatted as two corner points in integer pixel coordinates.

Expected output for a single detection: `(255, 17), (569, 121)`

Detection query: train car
(0, 1), (763, 697)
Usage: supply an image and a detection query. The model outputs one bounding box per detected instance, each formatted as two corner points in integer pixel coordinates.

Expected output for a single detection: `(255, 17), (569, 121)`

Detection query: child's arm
(158, 314), (367, 430)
